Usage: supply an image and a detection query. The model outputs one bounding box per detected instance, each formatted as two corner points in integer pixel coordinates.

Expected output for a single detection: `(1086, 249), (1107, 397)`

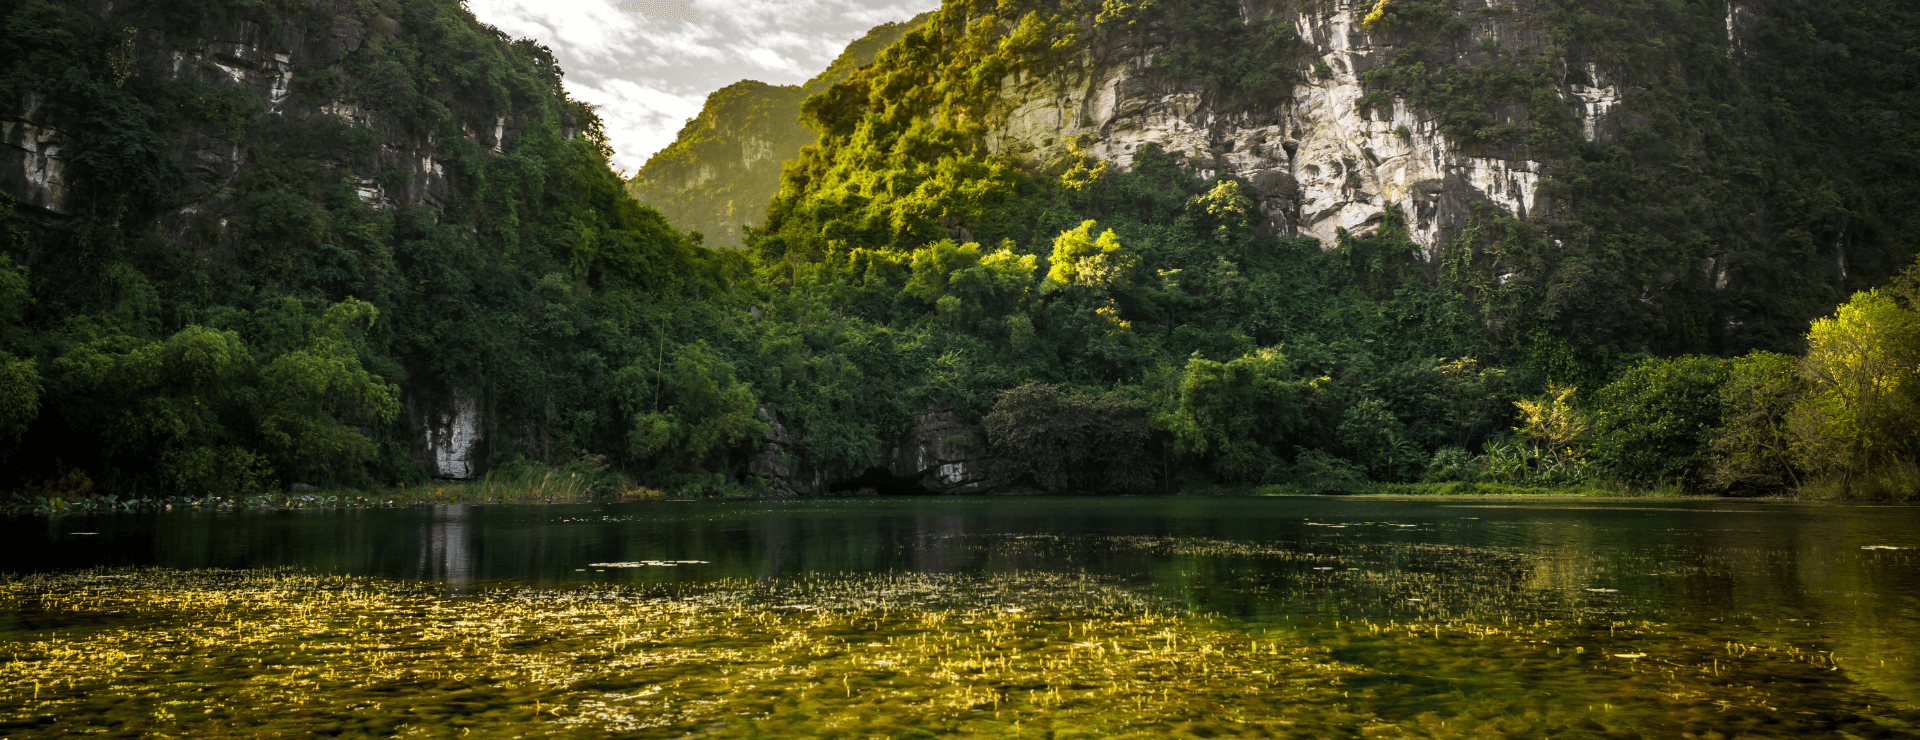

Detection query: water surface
(4, 496), (1917, 737)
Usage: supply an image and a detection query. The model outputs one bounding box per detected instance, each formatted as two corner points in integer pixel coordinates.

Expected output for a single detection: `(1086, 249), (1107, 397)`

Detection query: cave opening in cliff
(829, 466), (939, 496)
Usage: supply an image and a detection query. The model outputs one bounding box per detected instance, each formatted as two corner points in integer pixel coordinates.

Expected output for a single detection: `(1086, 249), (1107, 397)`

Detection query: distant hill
(626, 15), (929, 248)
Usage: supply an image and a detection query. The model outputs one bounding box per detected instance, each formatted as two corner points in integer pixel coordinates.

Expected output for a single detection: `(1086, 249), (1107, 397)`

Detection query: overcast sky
(465, 0), (939, 174)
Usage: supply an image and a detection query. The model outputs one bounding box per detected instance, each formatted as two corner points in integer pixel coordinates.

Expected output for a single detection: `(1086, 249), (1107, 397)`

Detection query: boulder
(884, 406), (997, 494)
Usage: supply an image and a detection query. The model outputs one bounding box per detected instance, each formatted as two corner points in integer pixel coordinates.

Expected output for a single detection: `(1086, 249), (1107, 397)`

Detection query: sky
(465, 0), (940, 174)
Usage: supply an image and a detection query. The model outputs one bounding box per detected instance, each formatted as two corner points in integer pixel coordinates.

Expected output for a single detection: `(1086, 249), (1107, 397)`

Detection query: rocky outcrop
(983, 0), (1628, 260)
(883, 406), (996, 494)
(409, 390), (486, 480)
(0, 1), (530, 227)
(749, 404), (1000, 495)
(0, 0), (569, 474)
(747, 407), (823, 497)
(1, 93), (66, 215)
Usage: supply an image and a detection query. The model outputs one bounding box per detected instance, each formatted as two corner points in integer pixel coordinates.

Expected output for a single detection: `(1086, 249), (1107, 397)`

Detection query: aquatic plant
(3, 566), (1914, 738)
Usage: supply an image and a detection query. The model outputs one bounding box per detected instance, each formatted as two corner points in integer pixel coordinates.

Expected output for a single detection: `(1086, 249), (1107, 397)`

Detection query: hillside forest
(0, 0), (1917, 506)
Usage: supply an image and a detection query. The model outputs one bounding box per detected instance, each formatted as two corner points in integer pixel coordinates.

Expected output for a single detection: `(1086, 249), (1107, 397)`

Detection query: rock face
(884, 406), (996, 495)
(0, 1), (554, 224)
(747, 407), (823, 497)
(982, 0), (1626, 259)
(749, 405), (998, 495)
(0, 0), (581, 476)
(410, 391), (486, 480)
(1, 93), (67, 215)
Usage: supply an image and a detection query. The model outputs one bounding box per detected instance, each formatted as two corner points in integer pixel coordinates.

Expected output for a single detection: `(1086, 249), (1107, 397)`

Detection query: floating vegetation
(589, 561), (710, 568)
(3, 568), (1918, 738)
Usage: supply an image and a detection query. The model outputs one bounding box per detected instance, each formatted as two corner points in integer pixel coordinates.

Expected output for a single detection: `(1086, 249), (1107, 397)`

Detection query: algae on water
(3, 568), (1915, 738)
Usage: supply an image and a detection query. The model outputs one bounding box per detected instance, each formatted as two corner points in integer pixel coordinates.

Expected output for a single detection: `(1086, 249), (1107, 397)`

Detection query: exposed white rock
(269, 53), (294, 110)
(322, 100), (368, 125)
(424, 390), (483, 479)
(1726, 3), (1748, 57)
(355, 177), (385, 208)
(1569, 64), (1620, 142)
(211, 58), (249, 85)
(742, 136), (774, 166)
(980, 2), (1599, 259)
(684, 164), (715, 190)
(1, 93), (68, 214)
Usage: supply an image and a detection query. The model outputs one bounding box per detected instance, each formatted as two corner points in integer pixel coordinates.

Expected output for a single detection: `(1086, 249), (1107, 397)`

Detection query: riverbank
(7, 472), (1893, 516)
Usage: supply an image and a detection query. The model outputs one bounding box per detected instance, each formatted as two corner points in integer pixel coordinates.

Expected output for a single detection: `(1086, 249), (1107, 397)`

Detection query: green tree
(623, 341), (767, 474)
(1159, 347), (1302, 481)
(1336, 396), (1426, 482)
(1788, 288), (1920, 492)
(983, 382), (1156, 493)
(1706, 351), (1806, 493)
(1044, 220), (1137, 292)
(1587, 355), (1732, 487)
(54, 323), (265, 493)
(0, 255), (36, 447)
(903, 239), (1037, 329)
(256, 299), (401, 484)
(1513, 383), (1589, 470)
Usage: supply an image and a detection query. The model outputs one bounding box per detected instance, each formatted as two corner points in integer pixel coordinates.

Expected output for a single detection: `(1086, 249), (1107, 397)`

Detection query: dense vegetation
(0, 0), (734, 498)
(624, 16), (926, 248)
(1, 0), (1916, 502)
(733, 0), (1920, 497)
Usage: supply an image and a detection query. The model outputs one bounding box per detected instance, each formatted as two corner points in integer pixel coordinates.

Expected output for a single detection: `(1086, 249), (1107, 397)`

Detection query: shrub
(1290, 448), (1366, 493)
(1705, 352), (1805, 493)
(1422, 446), (1481, 482)
(1586, 355), (1732, 488)
(984, 382), (1156, 493)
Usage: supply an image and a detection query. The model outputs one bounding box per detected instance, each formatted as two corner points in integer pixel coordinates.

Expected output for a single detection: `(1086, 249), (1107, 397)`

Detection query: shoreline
(6, 487), (1901, 516)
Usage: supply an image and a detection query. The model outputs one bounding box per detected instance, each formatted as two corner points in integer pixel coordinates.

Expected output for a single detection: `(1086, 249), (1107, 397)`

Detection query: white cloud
(740, 46), (805, 75)
(565, 74), (705, 173)
(464, 0), (941, 167)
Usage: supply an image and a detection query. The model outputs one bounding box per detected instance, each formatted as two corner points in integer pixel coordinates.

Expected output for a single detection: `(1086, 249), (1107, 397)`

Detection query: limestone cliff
(983, 0), (1610, 257)
(0, 0), (625, 483)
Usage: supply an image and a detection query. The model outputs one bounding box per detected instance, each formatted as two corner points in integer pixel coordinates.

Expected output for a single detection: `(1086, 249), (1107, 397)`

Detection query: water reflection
(7, 497), (1920, 704)
(413, 505), (476, 587)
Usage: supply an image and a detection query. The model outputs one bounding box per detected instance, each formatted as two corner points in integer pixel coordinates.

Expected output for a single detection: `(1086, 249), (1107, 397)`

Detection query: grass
(1242, 480), (1683, 497)
(1, 456), (673, 515)
(1796, 461), (1920, 502)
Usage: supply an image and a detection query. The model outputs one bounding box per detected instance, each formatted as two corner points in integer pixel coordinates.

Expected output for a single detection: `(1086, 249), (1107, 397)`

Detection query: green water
(3, 497), (1918, 737)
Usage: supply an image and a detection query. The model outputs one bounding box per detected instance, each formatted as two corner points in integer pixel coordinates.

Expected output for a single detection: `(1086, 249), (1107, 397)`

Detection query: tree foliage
(1788, 289), (1920, 489)
(983, 382), (1155, 493)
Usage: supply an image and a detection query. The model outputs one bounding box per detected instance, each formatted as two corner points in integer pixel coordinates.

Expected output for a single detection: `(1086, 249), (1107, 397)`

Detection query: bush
(1160, 347), (1303, 482)
(1290, 448), (1367, 493)
(1422, 446), (1482, 482)
(1705, 352), (1805, 493)
(984, 382), (1156, 493)
(1586, 356), (1732, 487)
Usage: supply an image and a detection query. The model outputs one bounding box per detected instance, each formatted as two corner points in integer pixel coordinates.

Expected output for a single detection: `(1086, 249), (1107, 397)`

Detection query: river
(3, 496), (1917, 737)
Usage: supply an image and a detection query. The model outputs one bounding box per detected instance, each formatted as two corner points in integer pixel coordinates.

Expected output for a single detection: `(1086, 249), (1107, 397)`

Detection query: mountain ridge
(625, 13), (931, 247)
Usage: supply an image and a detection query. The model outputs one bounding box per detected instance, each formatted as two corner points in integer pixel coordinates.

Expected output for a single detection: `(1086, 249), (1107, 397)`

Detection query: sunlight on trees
(1789, 289), (1920, 493)
(1044, 221), (1137, 292)
(1514, 383), (1589, 468)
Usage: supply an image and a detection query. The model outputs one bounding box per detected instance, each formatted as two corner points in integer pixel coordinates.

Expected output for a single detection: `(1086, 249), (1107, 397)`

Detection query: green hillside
(2, 0), (1918, 501)
(625, 15), (928, 248)
(0, 0), (733, 495)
